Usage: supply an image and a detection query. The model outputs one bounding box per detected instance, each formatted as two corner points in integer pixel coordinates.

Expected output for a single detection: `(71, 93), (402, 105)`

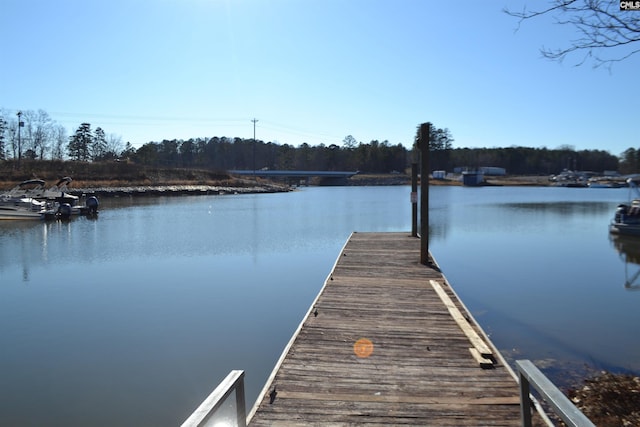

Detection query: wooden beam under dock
(247, 232), (545, 426)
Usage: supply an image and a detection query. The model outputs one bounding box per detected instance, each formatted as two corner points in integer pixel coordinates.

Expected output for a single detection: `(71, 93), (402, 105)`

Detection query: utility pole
(251, 118), (258, 177)
(17, 111), (23, 169)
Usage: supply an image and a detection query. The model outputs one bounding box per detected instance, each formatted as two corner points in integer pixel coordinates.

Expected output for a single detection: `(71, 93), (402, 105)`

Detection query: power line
(0, 107), (349, 145)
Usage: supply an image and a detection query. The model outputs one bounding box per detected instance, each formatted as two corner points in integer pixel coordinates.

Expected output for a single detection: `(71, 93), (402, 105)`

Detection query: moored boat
(0, 178), (99, 220)
(610, 178), (640, 236)
(588, 177), (624, 188)
(0, 200), (48, 220)
(0, 180), (49, 220)
(37, 177), (99, 218)
(609, 217), (640, 236)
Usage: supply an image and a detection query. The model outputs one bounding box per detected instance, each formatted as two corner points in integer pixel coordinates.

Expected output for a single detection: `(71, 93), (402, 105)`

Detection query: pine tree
(68, 123), (93, 161)
(92, 127), (107, 160)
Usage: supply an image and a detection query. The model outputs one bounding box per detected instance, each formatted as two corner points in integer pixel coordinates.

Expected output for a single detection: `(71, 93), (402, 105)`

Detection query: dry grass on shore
(0, 160), (242, 190)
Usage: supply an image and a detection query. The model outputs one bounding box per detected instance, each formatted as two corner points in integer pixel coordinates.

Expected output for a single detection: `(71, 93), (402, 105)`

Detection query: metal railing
(182, 361), (595, 426)
(516, 360), (595, 427)
(181, 370), (246, 427)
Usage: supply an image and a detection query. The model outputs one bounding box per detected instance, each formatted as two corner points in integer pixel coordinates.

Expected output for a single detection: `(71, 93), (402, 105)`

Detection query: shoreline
(0, 170), (621, 200)
(3, 173), (623, 199)
(65, 182), (291, 197)
(63, 174), (555, 197)
(349, 174), (554, 187)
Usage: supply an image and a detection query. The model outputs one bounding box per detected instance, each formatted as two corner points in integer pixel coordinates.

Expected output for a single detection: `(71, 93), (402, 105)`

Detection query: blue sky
(1, 1), (637, 157)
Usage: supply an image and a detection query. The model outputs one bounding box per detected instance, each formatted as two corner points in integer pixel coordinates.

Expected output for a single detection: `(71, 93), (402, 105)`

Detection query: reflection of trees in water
(503, 201), (612, 216)
(427, 203), (451, 241)
(428, 222), (449, 241)
(427, 187), (453, 242)
(426, 199), (611, 240)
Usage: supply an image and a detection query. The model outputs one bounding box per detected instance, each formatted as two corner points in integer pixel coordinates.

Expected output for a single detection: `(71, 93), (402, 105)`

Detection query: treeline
(129, 138), (621, 176)
(0, 110), (127, 162)
(133, 137), (409, 173)
(619, 148), (640, 175)
(443, 146), (620, 175)
(0, 109), (630, 175)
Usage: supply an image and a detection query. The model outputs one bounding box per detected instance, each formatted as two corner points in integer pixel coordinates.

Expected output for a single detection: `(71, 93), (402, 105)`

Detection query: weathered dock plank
(248, 232), (544, 426)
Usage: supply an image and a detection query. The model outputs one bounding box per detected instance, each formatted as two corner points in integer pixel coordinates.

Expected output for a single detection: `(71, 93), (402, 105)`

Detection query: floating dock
(247, 232), (544, 426)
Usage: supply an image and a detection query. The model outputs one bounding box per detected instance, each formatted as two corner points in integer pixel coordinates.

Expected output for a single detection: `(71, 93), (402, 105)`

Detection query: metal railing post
(518, 369), (533, 427)
(516, 360), (595, 427)
(235, 373), (247, 427)
(181, 370), (246, 427)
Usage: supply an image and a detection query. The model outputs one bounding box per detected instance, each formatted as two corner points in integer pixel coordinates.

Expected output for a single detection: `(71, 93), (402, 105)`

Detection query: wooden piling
(411, 163), (418, 237)
(418, 122), (430, 265)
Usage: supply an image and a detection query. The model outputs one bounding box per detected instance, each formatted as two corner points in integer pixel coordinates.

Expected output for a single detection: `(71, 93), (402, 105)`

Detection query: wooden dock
(248, 232), (545, 426)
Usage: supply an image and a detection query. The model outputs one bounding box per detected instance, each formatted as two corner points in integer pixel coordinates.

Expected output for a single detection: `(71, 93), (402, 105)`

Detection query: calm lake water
(1, 185), (638, 426)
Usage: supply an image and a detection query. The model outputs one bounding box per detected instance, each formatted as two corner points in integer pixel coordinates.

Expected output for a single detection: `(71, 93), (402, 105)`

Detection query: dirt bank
(0, 160), (289, 195)
(1, 160), (556, 191)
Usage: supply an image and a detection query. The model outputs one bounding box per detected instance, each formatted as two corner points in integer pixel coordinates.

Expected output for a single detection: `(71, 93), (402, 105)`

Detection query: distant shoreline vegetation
(0, 159), (587, 193)
(0, 136), (627, 177)
(124, 138), (622, 176)
(0, 111), (632, 176)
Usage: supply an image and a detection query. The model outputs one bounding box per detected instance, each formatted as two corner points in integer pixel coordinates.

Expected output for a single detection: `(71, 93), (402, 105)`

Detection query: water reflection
(2, 186), (640, 426)
(0, 218), (100, 282)
(0, 221), (45, 282)
(0, 187), (414, 427)
(503, 201), (612, 216)
(426, 187), (452, 241)
(610, 234), (640, 290)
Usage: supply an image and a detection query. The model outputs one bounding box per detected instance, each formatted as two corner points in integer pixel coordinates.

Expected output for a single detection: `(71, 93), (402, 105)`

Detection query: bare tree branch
(504, 0), (640, 67)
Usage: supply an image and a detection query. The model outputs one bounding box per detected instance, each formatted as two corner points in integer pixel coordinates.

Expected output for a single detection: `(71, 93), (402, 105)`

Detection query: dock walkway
(248, 232), (543, 426)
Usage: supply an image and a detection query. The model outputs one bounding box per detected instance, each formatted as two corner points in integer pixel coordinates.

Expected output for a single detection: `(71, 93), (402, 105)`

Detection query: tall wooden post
(417, 123), (431, 265)
(411, 163), (418, 237)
